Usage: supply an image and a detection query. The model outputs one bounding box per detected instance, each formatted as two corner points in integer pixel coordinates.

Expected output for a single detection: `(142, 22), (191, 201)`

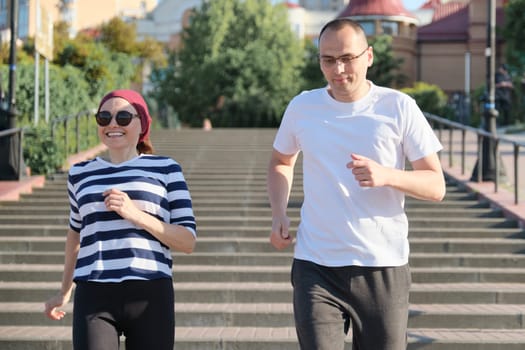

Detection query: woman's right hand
(44, 293), (70, 320)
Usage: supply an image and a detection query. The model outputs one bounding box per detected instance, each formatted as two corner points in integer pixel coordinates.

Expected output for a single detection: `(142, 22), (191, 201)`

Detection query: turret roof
(338, 0), (416, 19)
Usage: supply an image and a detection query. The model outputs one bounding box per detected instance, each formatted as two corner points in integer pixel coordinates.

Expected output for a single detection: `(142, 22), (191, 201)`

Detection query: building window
(0, 0), (7, 30)
(18, 0), (29, 38)
(360, 21), (375, 36)
(381, 21), (398, 36)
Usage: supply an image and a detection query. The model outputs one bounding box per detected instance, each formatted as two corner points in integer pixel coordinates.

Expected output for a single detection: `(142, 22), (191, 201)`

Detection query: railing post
(514, 145), (519, 205)
(75, 113), (80, 154)
(477, 135), (483, 183)
(448, 127), (453, 168)
(18, 129), (23, 179)
(494, 140), (499, 193)
(461, 129), (466, 175)
(64, 119), (68, 156)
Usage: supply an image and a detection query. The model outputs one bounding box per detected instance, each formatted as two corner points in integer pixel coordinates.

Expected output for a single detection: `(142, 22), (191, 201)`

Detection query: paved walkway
(0, 129), (524, 227)
(437, 128), (525, 228)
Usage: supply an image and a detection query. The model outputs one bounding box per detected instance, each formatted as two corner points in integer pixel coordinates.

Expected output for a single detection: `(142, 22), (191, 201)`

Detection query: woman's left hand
(103, 188), (139, 221)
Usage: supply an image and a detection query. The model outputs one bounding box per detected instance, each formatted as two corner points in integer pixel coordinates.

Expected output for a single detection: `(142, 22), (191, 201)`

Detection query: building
(298, 0), (348, 12)
(337, 0), (419, 86)
(136, 0), (200, 50)
(0, 0), (157, 41)
(334, 0), (508, 94)
(415, 0), (506, 93)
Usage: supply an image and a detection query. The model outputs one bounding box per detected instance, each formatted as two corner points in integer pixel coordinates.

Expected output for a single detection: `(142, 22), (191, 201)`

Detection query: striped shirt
(68, 155), (196, 283)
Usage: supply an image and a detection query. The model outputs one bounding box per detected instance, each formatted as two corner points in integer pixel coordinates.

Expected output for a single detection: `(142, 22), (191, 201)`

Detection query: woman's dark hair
(137, 139), (155, 154)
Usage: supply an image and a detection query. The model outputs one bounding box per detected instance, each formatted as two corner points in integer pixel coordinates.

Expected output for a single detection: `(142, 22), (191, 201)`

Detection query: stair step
(1, 236), (525, 254)
(1, 265), (525, 284)
(1, 282), (525, 304)
(0, 326), (524, 350)
(1, 128), (524, 349)
(0, 302), (524, 330)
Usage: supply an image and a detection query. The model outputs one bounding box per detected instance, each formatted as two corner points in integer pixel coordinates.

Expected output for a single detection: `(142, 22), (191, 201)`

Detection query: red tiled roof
(420, 0), (468, 21)
(417, 4), (506, 42)
(283, 1), (301, 9)
(339, 0), (415, 19)
(417, 5), (468, 41)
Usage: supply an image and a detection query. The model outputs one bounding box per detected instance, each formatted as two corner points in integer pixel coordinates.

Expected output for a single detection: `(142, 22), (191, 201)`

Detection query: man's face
(318, 25), (373, 102)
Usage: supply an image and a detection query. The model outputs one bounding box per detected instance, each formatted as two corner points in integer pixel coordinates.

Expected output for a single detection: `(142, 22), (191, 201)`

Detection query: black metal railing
(425, 113), (524, 205)
(0, 127), (24, 180)
(50, 109), (96, 156)
(0, 109), (96, 180)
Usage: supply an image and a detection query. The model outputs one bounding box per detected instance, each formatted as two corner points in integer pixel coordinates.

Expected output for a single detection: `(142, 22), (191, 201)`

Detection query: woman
(44, 89), (196, 350)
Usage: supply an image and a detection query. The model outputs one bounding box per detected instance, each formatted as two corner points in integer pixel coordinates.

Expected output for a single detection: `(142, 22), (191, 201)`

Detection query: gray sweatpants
(291, 259), (410, 350)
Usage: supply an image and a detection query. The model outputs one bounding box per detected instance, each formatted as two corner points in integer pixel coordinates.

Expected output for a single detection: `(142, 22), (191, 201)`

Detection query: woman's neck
(107, 148), (139, 164)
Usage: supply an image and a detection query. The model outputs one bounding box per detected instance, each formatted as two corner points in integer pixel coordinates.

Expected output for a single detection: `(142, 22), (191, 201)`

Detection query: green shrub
(401, 82), (455, 119)
(23, 124), (65, 175)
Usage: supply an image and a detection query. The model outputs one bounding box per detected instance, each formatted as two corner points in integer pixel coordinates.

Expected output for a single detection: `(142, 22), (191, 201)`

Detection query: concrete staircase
(0, 128), (525, 349)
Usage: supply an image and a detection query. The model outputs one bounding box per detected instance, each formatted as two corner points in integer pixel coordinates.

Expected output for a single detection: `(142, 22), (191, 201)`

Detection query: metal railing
(0, 127), (24, 180)
(50, 109), (96, 156)
(0, 109), (96, 179)
(425, 113), (525, 205)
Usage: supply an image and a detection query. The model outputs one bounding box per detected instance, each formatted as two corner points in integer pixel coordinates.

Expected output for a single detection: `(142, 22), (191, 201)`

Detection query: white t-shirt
(273, 82), (442, 267)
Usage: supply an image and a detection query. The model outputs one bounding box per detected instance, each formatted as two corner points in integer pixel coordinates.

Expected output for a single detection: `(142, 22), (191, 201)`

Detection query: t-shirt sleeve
(67, 172), (81, 233)
(402, 97), (443, 162)
(167, 161), (197, 237)
(273, 100), (301, 155)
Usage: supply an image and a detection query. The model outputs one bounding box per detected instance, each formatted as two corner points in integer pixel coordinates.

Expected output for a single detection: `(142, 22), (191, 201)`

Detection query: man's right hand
(270, 215), (293, 250)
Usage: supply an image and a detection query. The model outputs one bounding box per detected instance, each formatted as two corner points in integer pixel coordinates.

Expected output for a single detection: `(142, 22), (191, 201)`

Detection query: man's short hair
(319, 18), (366, 41)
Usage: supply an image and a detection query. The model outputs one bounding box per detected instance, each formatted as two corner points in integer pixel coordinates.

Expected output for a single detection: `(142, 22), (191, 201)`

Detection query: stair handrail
(425, 112), (525, 205)
(0, 127), (25, 180)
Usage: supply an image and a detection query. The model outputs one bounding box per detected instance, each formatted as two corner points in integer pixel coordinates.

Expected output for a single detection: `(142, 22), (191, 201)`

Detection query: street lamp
(471, 0), (500, 181)
(0, 0), (21, 180)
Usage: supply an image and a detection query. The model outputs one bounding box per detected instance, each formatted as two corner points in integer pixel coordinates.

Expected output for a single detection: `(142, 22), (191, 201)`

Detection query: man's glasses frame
(319, 46), (370, 67)
(95, 110), (139, 127)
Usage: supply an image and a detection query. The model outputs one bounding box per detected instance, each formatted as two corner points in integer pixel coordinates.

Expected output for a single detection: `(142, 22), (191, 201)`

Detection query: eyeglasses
(319, 46), (369, 67)
(95, 110), (139, 127)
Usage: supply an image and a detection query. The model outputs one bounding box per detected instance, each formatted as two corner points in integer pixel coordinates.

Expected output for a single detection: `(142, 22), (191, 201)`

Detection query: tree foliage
(0, 10), (169, 173)
(155, 0), (304, 127)
(367, 35), (406, 87)
(401, 81), (454, 119)
(501, 0), (525, 124)
(502, 0), (525, 72)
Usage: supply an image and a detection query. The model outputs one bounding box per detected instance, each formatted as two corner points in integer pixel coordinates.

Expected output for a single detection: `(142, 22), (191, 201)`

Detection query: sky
(403, 0), (427, 10)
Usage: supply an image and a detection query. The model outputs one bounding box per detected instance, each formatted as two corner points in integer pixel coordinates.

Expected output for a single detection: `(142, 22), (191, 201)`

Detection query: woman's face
(97, 97), (142, 151)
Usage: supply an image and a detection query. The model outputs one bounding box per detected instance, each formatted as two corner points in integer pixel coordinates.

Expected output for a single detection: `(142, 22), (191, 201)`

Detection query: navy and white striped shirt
(68, 155), (196, 283)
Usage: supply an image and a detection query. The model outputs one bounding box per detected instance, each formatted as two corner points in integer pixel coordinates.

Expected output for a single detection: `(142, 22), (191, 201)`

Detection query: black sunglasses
(95, 110), (139, 127)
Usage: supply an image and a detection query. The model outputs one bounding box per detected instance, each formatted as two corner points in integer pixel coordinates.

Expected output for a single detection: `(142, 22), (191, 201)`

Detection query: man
(495, 63), (514, 126)
(267, 18), (446, 350)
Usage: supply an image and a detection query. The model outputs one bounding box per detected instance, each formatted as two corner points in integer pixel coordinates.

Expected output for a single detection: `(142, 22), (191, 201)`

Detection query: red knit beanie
(97, 89), (152, 144)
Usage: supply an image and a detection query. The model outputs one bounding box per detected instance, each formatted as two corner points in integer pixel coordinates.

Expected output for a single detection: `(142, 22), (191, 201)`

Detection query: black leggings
(73, 279), (174, 350)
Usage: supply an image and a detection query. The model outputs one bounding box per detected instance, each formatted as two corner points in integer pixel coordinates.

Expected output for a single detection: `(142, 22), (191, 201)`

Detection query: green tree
(99, 17), (140, 55)
(99, 17), (167, 82)
(300, 39), (325, 91)
(0, 63), (93, 125)
(502, 0), (525, 124)
(158, 0), (304, 127)
(55, 39), (135, 98)
(502, 0), (525, 71)
(367, 35), (406, 87)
